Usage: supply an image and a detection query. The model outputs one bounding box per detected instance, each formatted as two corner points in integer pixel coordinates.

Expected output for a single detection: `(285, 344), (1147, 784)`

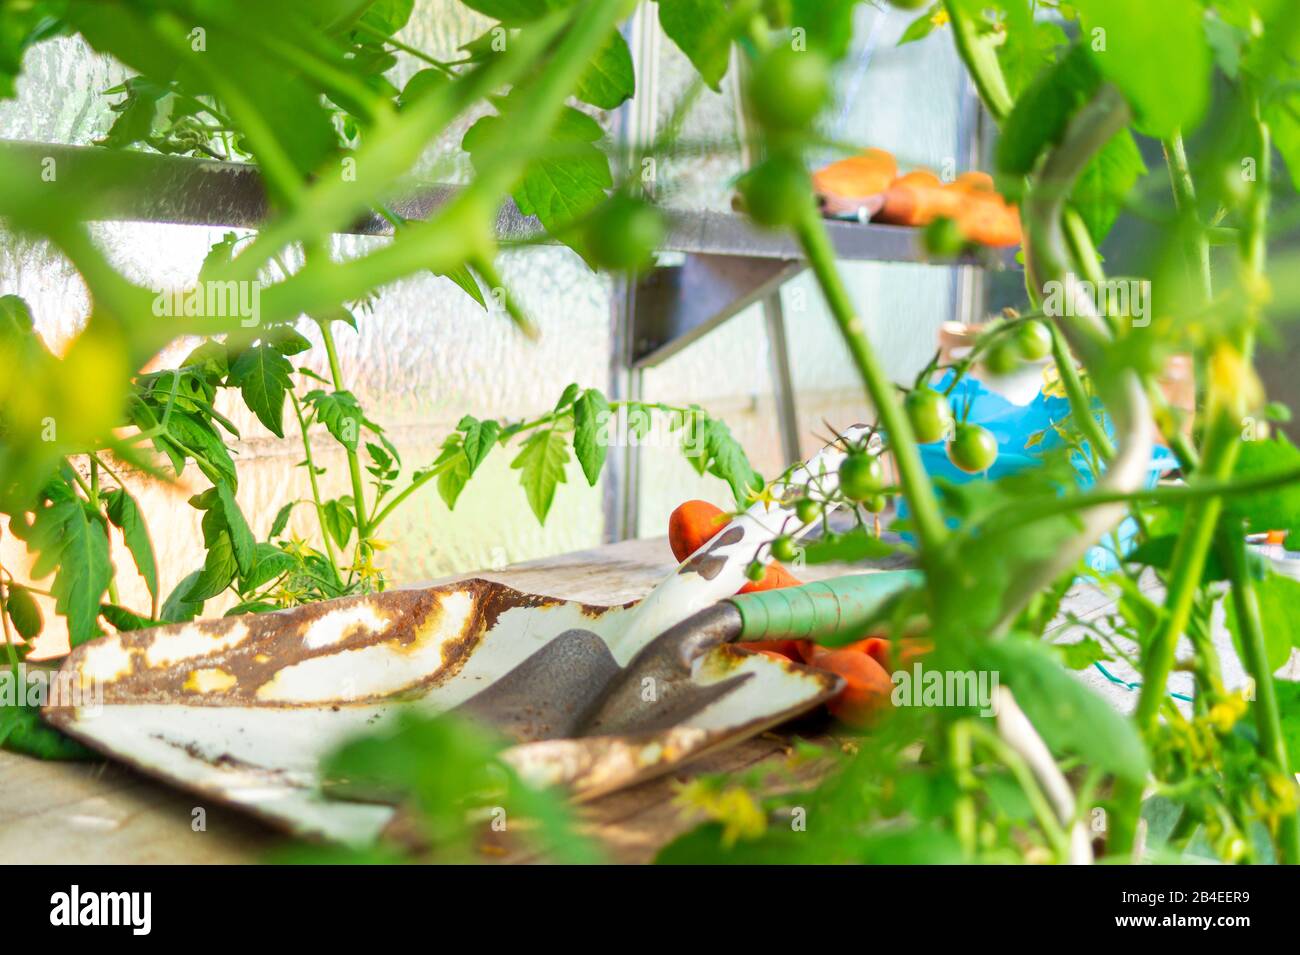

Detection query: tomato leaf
(167, 412), (237, 487)
(183, 531), (238, 604)
(322, 499), (357, 549)
(439, 263), (487, 309)
(1224, 437), (1300, 539)
(229, 344), (294, 438)
(270, 501), (295, 538)
(996, 43), (1099, 179)
(459, 0), (573, 25)
(511, 426), (569, 523)
(100, 603), (154, 632)
(457, 415), (501, 475)
(1073, 0), (1210, 138)
(1224, 571), (1300, 676)
(575, 29), (634, 109)
(898, 4), (943, 47)
(0, 696), (93, 761)
(15, 485), (111, 647)
(705, 419), (761, 507)
(573, 388), (610, 486)
(161, 570), (205, 623)
(979, 637), (1149, 785)
(464, 101), (612, 263)
(306, 389), (364, 452)
(4, 584), (42, 639)
(790, 0), (857, 59)
(103, 487), (158, 601)
(1276, 680), (1300, 770)
(241, 544), (297, 593)
(1055, 636), (1112, 670)
(1071, 128), (1146, 246)
(214, 482), (256, 577)
(658, 0), (732, 90)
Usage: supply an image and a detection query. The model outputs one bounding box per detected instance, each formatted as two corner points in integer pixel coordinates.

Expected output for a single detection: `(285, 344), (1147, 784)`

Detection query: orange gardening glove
(668, 499), (809, 662)
(807, 646), (894, 726)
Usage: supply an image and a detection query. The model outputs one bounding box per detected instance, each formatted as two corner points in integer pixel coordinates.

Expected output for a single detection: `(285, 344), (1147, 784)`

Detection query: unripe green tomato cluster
(983, 320), (1053, 375)
(794, 497), (821, 525)
(584, 196), (665, 271)
(747, 47), (831, 132)
(770, 535), (798, 563)
(923, 216), (967, 258)
(947, 422), (998, 473)
(838, 451), (885, 501)
(904, 387), (954, 444)
(739, 156), (812, 228)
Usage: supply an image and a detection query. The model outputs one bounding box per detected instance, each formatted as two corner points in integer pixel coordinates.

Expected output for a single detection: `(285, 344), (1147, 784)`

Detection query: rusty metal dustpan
(43, 428), (905, 844)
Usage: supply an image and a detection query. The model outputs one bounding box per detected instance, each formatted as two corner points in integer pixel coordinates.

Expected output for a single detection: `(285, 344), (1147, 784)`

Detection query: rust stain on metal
(43, 575), (844, 842)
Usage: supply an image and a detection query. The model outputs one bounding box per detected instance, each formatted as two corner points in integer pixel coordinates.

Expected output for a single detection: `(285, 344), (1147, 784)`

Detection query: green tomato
(863, 494), (888, 514)
(838, 452), (885, 501)
(585, 196), (665, 271)
(745, 560), (767, 583)
(770, 535), (799, 563)
(739, 156), (812, 228)
(748, 47), (831, 132)
(904, 387), (955, 444)
(923, 216), (966, 258)
(1015, 320), (1053, 361)
(794, 497), (821, 525)
(983, 338), (1021, 376)
(947, 423), (998, 474)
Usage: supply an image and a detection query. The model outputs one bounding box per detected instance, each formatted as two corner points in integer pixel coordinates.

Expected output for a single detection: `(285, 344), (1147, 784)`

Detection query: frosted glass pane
(638, 303), (783, 535)
(0, 215), (611, 656)
(652, 27), (746, 213)
(0, 36), (124, 145)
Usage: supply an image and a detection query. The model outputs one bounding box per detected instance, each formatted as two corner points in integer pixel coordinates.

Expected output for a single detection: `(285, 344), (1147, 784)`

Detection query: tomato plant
(0, 0), (1298, 868)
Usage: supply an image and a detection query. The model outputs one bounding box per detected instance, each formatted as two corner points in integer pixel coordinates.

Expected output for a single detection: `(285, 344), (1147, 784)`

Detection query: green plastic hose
(727, 571), (923, 645)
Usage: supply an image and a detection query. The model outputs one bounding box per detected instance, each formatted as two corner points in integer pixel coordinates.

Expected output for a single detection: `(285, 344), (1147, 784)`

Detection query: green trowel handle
(727, 571), (922, 644)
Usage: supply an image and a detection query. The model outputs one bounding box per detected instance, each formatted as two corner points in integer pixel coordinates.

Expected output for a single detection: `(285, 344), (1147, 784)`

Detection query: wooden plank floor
(0, 536), (849, 864)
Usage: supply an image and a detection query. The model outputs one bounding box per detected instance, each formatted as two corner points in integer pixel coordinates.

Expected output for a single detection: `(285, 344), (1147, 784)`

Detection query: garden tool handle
(726, 571), (923, 644)
(611, 425), (874, 662)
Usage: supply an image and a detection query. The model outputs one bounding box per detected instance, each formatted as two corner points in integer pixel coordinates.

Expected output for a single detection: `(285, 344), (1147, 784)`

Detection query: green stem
(942, 0), (1013, 122)
(1220, 527), (1300, 863)
(77, 460), (120, 605)
(470, 255), (538, 339)
(949, 722), (978, 859)
(290, 390), (340, 574)
(1048, 322), (1114, 461)
(968, 722), (1070, 861)
(1212, 106), (1298, 863)
(316, 316), (370, 546)
(1163, 132), (1214, 302)
(1131, 423), (1238, 737)
(353, 21), (455, 74)
(0, 579), (22, 680)
(793, 208), (948, 553)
